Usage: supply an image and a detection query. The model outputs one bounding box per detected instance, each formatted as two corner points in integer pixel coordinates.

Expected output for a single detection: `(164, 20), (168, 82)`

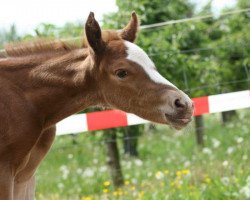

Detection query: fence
(56, 90), (250, 135)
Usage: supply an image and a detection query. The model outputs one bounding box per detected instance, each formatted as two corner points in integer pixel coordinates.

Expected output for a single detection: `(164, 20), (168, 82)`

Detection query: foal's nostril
(174, 99), (185, 109)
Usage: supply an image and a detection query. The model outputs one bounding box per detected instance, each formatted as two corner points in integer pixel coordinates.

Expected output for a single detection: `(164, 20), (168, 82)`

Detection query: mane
(4, 39), (82, 58)
(2, 30), (121, 58)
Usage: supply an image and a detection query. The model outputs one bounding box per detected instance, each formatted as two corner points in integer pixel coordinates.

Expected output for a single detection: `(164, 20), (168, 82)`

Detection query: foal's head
(85, 12), (193, 129)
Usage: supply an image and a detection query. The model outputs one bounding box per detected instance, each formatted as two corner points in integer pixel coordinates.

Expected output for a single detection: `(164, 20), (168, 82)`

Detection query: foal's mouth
(164, 113), (192, 129)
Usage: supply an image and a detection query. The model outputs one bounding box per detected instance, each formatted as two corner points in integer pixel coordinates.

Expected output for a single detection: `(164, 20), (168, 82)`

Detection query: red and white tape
(56, 90), (250, 135)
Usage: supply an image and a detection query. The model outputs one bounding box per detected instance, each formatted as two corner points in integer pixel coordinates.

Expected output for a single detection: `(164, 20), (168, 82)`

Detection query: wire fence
(0, 7), (250, 54)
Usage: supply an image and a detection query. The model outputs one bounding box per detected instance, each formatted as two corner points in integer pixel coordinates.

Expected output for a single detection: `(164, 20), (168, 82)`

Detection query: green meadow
(36, 109), (250, 200)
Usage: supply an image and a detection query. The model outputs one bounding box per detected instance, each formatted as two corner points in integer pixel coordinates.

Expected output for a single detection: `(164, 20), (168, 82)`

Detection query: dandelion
(113, 191), (118, 196)
(81, 197), (92, 200)
(138, 191), (144, 198)
(205, 177), (211, 184)
(103, 189), (109, 193)
(118, 190), (124, 196)
(103, 181), (111, 187)
(176, 170), (182, 177)
(176, 169), (190, 177)
(181, 169), (191, 175)
(164, 170), (169, 175)
(130, 186), (136, 191)
(125, 180), (130, 185)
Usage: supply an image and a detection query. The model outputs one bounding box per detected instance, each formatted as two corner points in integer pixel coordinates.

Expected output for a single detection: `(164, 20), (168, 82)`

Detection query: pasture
(36, 109), (250, 200)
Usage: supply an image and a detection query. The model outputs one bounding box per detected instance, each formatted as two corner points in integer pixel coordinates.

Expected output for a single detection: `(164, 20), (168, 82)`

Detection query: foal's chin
(165, 118), (192, 130)
(148, 113), (192, 130)
(139, 114), (192, 130)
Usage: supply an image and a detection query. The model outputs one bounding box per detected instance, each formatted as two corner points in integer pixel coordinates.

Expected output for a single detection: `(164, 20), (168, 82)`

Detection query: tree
(210, 1), (250, 123)
(0, 24), (20, 48)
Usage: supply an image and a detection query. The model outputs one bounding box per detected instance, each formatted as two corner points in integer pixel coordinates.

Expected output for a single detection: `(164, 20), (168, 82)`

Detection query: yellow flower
(103, 189), (109, 193)
(164, 170), (169, 175)
(103, 181), (111, 187)
(138, 191), (144, 198)
(130, 186), (136, 191)
(125, 180), (130, 185)
(81, 197), (92, 200)
(181, 169), (190, 175)
(176, 170), (182, 177)
(176, 169), (190, 177)
(205, 177), (211, 184)
(113, 191), (118, 196)
(118, 190), (124, 196)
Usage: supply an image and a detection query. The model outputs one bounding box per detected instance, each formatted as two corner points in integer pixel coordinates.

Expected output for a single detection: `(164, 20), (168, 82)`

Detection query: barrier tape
(56, 90), (250, 135)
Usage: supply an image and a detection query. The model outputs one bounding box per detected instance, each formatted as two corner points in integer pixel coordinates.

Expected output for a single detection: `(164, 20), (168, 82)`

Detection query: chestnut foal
(0, 12), (193, 199)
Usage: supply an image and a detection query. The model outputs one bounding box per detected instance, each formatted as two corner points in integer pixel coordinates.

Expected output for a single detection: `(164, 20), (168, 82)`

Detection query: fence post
(105, 129), (124, 187)
(194, 115), (204, 146)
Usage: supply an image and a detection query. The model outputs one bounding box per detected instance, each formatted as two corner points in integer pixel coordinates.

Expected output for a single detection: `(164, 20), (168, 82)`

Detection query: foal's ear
(120, 11), (139, 43)
(85, 12), (105, 54)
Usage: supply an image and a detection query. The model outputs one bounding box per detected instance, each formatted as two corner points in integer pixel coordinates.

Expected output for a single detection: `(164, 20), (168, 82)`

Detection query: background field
(36, 109), (250, 200)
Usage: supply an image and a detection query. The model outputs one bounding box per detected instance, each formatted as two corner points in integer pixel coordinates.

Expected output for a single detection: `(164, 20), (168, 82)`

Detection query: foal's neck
(28, 49), (102, 128)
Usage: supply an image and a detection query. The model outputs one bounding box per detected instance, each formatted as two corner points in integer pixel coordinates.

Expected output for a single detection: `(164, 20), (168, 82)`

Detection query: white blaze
(124, 41), (176, 88)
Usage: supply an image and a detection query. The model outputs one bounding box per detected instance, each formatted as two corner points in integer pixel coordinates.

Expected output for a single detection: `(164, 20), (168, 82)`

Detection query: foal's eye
(115, 69), (128, 79)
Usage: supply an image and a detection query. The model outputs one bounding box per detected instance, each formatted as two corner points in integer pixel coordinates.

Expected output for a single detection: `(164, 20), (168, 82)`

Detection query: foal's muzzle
(163, 89), (194, 129)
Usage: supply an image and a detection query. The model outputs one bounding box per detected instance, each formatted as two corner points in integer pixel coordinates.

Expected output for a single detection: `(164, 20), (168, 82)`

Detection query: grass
(36, 109), (250, 200)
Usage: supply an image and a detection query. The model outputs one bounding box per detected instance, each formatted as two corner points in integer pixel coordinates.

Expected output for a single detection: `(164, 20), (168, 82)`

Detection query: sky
(0, 0), (237, 35)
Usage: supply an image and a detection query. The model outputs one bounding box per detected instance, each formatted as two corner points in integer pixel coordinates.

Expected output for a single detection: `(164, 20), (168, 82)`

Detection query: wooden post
(221, 110), (237, 125)
(123, 126), (140, 157)
(194, 115), (204, 147)
(105, 129), (124, 187)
